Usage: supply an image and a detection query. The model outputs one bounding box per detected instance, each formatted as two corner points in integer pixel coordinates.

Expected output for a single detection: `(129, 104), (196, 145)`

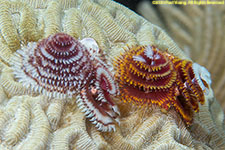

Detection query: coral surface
(0, 0), (224, 149)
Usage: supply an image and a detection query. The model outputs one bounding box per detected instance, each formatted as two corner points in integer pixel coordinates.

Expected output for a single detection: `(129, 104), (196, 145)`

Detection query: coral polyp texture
(0, 0), (224, 149)
(114, 45), (210, 124)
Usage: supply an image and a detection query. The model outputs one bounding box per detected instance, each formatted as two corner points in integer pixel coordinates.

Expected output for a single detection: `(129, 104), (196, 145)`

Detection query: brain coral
(0, 0), (224, 150)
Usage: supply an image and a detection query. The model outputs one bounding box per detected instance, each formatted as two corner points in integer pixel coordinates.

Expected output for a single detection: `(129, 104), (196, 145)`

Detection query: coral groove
(0, 0), (224, 149)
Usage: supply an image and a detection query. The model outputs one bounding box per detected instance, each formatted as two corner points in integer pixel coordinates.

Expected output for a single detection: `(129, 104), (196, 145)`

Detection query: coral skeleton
(0, 0), (224, 149)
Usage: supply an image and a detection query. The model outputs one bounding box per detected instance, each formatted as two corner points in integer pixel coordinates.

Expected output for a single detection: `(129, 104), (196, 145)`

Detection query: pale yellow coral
(4, 97), (30, 145)
(0, 0), (224, 149)
(0, 0), (21, 51)
(1, 66), (30, 97)
(46, 98), (64, 130)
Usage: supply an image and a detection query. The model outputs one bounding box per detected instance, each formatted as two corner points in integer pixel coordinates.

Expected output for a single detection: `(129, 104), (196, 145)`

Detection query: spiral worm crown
(114, 45), (211, 124)
(11, 33), (120, 132)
